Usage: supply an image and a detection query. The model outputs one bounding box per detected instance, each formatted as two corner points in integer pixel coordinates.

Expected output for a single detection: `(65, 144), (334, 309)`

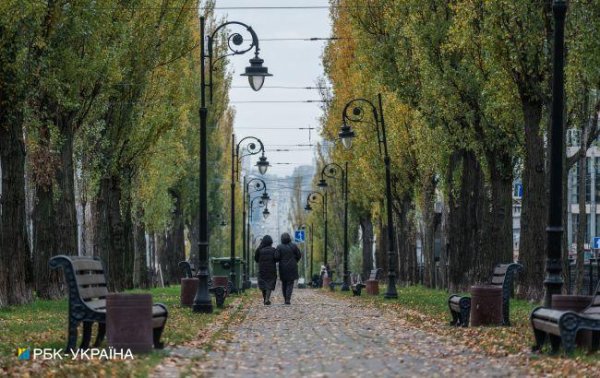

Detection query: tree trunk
(421, 175), (436, 287)
(359, 214), (374, 281)
(133, 207), (148, 289)
(0, 120), (33, 306)
(188, 212), (200, 269)
(447, 149), (485, 292)
(32, 126), (77, 299)
(395, 195), (416, 285)
(377, 213), (388, 277)
(93, 174), (132, 291)
(163, 189), (185, 285)
(480, 150), (514, 280)
(518, 100), (547, 300)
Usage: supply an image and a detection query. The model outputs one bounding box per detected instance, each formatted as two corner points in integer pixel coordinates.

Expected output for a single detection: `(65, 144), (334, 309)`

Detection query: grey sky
(213, 0), (332, 176)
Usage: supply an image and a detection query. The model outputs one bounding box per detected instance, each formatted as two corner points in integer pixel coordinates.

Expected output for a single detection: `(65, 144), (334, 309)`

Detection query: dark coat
(254, 241), (277, 290)
(274, 233), (302, 282)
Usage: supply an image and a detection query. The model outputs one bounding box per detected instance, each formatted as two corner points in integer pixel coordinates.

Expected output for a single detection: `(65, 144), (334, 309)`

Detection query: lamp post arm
(235, 136), (266, 180)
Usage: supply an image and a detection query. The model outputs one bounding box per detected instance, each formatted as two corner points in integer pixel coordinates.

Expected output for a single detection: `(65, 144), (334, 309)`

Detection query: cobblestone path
(196, 288), (525, 377)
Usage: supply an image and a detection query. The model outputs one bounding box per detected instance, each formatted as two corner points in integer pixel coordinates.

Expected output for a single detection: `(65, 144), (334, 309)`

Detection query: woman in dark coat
(274, 232), (302, 304)
(254, 235), (277, 305)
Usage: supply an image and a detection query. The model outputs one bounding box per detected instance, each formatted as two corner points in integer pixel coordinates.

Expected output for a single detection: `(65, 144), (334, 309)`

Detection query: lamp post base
(384, 273), (398, 299)
(341, 271), (350, 291)
(192, 302), (213, 313)
(229, 272), (238, 294)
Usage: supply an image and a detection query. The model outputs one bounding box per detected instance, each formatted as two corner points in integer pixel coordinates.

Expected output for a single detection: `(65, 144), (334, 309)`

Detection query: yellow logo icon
(17, 348), (30, 360)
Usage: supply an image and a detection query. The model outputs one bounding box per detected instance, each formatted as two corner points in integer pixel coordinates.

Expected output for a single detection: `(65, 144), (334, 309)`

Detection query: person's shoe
(265, 300), (271, 305)
(284, 301), (291, 305)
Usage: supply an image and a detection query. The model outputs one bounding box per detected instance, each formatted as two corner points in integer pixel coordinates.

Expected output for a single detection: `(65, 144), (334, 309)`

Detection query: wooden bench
(448, 262), (523, 327)
(531, 281), (600, 354)
(49, 255), (168, 351)
(328, 281), (344, 291)
(209, 286), (226, 308)
(350, 273), (366, 296)
(178, 260), (195, 278)
(351, 283), (366, 296)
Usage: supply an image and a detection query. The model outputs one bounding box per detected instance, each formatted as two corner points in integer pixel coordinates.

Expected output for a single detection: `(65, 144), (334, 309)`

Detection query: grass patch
(326, 284), (599, 376)
(0, 285), (241, 377)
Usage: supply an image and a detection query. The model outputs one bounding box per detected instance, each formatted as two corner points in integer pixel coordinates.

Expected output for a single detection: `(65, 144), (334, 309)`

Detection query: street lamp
(544, 0), (567, 307)
(231, 136), (269, 294)
(339, 93), (398, 299)
(243, 177), (269, 290)
(248, 195), (268, 282)
(319, 162), (350, 291)
(194, 16), (271, 313)
(305, 191), (328, 269)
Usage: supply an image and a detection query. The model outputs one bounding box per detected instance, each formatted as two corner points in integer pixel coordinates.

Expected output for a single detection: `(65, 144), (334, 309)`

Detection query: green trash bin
(211, 257), (245, 290)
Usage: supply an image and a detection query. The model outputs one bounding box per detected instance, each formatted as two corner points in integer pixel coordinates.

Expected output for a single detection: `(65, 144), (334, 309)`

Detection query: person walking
(254, 235), (277, 305)
(275, 232), (302, 305)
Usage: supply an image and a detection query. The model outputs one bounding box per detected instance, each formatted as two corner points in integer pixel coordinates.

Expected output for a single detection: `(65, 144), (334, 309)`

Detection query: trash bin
(106, 294), (153, 353)
(211, 257), (245, 290)
(470, 285), (502, 326)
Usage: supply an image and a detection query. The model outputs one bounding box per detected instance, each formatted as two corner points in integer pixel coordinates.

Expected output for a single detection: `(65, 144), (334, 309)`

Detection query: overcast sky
(212, 0), (332, 177)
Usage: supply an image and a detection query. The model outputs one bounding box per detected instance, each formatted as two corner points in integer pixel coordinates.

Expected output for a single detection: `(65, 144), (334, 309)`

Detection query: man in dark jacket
(274, 232), (302, 305)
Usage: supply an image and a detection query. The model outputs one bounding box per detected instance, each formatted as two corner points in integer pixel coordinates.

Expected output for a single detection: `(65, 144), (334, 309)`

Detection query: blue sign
(514, 183), (523, 198)
(294, 230), (305, 243)
(593, 237), (600, 249)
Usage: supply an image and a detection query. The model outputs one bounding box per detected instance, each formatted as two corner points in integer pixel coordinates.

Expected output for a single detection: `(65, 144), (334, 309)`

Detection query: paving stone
(184, 288), (524, 377)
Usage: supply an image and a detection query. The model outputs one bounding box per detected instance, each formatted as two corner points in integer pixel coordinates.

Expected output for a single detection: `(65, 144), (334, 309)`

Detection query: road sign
(593, 237), (600, 249)
(514, 183), (523, 198)
(294, 230), (305, 243)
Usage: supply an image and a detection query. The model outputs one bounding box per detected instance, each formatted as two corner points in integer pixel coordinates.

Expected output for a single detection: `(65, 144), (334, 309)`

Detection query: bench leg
(502, 295), (510, 326)
(449, 310), (458, 326)
(67, 317), (79, 352)
(94, 322), (106, 348)
(549, 334), (562, 355)
(153, 324), (165, 349)
(531, 328), (546, 352)
(560, 329), (577, 355)
(80, 321), (93, 349)
(214, 287), (225, 308)
(590, 331), (599, 353)
(460, 307), (470, 327)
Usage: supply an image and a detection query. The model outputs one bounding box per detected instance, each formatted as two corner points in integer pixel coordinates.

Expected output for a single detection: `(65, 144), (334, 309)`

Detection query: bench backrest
(583, 280), (600, 315)
(368, 268), (383, 281)
(490, 263), (522, 290)
(178, 261), (195, 278)
(49, 255), (109, 305)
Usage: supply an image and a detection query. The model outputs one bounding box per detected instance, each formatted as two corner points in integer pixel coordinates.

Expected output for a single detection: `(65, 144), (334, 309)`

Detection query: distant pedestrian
(254, 235), (277, 305)
(275, 232), (302, 304)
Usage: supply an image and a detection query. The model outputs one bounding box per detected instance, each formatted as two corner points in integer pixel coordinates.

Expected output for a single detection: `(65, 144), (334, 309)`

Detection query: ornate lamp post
(230, 136), (269, 294)
(305, 191), (328, 271)
(318, 162), (350, 291)
(339, 93), (398, 299)
(544, 0), (567, 307)
(194, 16), (271, 313)
(243, 177), (270, 289)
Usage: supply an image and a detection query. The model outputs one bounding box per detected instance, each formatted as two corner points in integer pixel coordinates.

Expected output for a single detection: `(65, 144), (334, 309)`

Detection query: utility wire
(231, 100), (325, 103)
(236, 127), (316, 130)
(231, 86), (329, 90)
